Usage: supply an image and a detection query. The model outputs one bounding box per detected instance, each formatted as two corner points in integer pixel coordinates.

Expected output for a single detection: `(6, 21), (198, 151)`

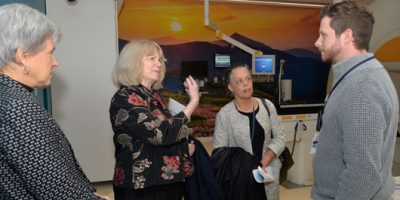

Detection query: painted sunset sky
(118, 0), (323, 51)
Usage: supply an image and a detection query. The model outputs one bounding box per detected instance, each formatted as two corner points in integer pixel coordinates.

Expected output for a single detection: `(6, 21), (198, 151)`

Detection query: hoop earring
(22, 66), (30, 74)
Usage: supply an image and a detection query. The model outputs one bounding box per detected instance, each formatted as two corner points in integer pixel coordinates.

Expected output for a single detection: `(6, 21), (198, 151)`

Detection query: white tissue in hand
(252, 166), (275, 183)
(168, 98), (185, 116)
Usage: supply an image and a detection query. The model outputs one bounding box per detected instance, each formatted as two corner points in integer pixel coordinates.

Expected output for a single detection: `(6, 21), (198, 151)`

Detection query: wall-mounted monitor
(252, 54), (275, 75)
(214, 53), (231, 68)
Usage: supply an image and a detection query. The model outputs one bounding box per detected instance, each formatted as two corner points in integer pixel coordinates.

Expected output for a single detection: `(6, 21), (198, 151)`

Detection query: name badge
(310, 132), (319, 155)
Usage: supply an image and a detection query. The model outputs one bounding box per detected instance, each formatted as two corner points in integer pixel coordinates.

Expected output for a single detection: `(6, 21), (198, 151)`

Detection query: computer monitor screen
(180, 60), (208, 78)
(252, 55), (275, 75)
(214, 53), (231, 68)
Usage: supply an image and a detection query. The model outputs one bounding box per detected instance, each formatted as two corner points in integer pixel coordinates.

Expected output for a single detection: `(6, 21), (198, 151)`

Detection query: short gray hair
(0, 3), (61, 68)
(112, 39), (166, 89)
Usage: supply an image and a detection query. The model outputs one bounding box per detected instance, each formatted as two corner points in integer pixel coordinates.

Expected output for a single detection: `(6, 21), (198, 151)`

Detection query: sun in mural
(170, 20), (182, 32)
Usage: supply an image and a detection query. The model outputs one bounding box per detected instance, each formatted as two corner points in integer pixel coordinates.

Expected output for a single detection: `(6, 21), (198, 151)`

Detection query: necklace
(235, 97), (254, 113)
(251, 101), (256, 141)
(234, 98), (257, 141)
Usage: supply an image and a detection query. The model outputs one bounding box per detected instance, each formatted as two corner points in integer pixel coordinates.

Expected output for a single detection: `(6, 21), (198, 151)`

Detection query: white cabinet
(279, 114), (318, 186)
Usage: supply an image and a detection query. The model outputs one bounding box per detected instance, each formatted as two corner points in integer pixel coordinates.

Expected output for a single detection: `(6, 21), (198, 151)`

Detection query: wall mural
(118, 0), (331, 137)
(376, 36), (400, 62)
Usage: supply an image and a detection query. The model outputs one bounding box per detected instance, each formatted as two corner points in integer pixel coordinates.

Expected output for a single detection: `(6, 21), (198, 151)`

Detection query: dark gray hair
(224, 63), (251, 85)
(0, 3), (61, 68)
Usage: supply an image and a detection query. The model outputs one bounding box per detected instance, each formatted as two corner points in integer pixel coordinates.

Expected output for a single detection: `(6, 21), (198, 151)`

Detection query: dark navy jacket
(185, 137), (217, 200)
(211, 147), (267, 200)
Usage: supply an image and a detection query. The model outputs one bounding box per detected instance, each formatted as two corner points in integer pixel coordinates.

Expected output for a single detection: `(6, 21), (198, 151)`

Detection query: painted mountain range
(118, 33), (331, 103)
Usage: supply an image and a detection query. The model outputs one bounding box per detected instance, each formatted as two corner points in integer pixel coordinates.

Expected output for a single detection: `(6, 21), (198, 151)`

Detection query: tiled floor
(94, 160), (399, 200)
(94, 181), (114, 200)
(95, 138), (400, 200)
(93, 181), (313, 200)
(280, 186), (312, 200)
(94, 137), (315, 200)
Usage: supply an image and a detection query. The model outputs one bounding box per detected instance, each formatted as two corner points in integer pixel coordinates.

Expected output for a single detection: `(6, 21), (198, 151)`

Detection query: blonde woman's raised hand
(182, 75), (200, 118)
(183, 75), (200, 102)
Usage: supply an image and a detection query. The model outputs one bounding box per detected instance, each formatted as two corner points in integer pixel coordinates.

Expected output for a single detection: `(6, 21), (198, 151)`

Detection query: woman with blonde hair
(109, 39), (199, 200)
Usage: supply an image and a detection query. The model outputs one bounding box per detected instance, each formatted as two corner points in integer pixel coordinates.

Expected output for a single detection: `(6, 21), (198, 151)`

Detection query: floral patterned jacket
(109, 85), (192, 189)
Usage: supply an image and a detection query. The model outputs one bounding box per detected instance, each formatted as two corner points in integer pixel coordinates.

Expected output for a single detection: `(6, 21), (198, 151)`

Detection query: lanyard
(234, 99), (256, 141)
(325, 56), (375, 105)
(251, 110), (255, 141)
(316, 56), (374, 132)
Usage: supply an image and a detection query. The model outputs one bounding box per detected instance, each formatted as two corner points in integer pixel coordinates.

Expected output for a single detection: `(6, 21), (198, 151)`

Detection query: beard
(321, 41), (342, 62)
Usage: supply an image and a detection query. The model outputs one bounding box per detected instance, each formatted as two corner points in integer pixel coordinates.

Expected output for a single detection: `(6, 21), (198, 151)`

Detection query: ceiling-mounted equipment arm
(204, 0), (263, 56)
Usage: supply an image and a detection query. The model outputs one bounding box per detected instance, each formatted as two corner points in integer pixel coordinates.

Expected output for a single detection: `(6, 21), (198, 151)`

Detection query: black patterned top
(0, 74), (102, 199)
(109, 85), (192, 189)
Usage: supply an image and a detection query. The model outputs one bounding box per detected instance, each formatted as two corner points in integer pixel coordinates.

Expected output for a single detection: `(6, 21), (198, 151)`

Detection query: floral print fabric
(110, 85), (192, 189)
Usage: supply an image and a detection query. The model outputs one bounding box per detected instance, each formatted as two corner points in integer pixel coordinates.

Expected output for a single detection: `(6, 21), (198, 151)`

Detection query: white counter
(394, 176), (400, 200)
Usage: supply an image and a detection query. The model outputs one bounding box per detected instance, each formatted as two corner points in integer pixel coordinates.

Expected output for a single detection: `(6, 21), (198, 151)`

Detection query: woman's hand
(183, 75), (200, 103)
(188, 140), (195, 156)
(260, 149), (276, 170)
(182, 76), (200, 118)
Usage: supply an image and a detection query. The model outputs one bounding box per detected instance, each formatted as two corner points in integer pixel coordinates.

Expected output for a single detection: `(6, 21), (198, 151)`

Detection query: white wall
(370, 0), (400, 53)
(368, 0), (400, 167)
(46, 0), (118, 182)
(370, 0), (400, 133)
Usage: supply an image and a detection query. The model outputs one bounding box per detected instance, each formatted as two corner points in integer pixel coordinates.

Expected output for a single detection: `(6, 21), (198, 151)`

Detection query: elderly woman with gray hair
(0, 3), (108, 200)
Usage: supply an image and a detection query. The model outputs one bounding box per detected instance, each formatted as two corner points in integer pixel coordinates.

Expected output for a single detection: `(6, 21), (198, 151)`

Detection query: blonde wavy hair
(112, 39), (166, 89)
